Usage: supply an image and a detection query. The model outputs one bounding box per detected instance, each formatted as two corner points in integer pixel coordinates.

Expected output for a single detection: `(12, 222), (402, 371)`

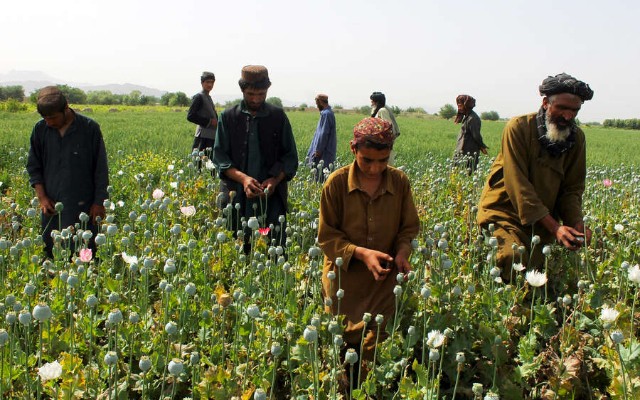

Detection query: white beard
(545, 113), (571, 142)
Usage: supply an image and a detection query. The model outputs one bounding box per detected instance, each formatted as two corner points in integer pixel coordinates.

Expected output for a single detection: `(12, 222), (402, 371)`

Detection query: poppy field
(0, 106), (639, 399)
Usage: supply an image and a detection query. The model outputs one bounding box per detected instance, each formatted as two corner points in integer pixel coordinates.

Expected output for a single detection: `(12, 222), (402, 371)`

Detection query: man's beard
(545, 113), (571, 142)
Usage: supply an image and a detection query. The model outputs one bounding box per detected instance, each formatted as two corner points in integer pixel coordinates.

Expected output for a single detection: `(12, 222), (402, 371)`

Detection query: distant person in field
(213, 65), (298, 251)
(305, 93), (337, 182)
(453, 94), (488, 174)
(187, 71), (218, 160)
(26, 86), (109, 258)
(318, 117), (419, 386)
(477, 73), (594, 279)
(370, 91), (400, 137)
(370, 91), (400, 164)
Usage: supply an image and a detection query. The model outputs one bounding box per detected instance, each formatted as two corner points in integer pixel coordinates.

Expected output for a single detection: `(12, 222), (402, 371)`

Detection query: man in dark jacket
(187, 71), (218, 159)
(454, 94), (488, 174)
(213, 65), (298, 250)
(26, 86), (109, 258)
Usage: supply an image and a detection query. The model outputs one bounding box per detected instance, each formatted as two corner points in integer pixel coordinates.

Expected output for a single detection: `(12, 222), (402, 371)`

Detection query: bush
(405, 107), (427, 114)
(0, 99), (28, 112)
(480, 111), (500, 121)
(266, 97), (283, 108)
(358, 105), (371, 115)
(438, 104), (456, 119)
(0, 85), (25, 101)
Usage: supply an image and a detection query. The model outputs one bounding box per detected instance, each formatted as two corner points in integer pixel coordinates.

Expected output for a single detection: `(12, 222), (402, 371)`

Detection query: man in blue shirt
(306, 93), (336, 182)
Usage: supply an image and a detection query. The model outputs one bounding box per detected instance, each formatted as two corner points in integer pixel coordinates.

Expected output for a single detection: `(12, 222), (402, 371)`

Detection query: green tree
(169, 92), (189, 107)
(390, 105), (402, 115)
(223, 99), (242, 109)
(266, 97), (283, 108)
(0, 85), (25, 101)
(405, 107), (427, 114)
(480, 111), (500, 121)
(29, 85), (87, 104)
(438, 104), (456, 119)
(57, 84), (87, 104)
(87, 90), (121, 105)
(124, 90), (142, 106)
(358, 105), (372, 115)
(160, 92), (174, 106)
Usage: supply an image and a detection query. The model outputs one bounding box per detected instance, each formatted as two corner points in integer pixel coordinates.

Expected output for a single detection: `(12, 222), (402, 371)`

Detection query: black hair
(354, 138), (393, 151)
(370, 91), (386, 106)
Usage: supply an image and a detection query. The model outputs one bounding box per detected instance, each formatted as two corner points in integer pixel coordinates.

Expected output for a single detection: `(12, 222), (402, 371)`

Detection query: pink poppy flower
(79, 248), (93, 263)
(258, 227), (271, 236)
(602, 179), (612, 188)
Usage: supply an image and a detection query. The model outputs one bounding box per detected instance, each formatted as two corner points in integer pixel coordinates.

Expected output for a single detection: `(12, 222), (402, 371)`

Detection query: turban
(539, 73), (593, 101)
(454, 94), (476, 124)
(350, 117), (394, 147)
(316, 93), (329, 102)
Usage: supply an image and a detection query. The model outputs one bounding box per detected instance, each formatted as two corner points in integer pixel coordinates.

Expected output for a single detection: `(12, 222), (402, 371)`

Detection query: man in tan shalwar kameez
(477, 73), (594, 277)
(318, 117), (419, 375)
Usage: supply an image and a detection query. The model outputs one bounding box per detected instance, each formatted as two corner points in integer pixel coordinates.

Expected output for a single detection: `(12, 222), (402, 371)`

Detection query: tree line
(602, 119), (640, 130)
(0, 84), (192, 107)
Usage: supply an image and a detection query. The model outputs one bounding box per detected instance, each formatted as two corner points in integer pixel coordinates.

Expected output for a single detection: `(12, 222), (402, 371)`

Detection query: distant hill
(0, 70), (166, 97)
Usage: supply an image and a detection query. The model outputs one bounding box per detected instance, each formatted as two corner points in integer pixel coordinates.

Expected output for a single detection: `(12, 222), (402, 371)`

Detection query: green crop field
(0, 105), (638, 399)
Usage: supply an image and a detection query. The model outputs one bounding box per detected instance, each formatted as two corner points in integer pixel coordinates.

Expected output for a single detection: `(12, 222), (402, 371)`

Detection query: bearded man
(477, 73), (594, 276)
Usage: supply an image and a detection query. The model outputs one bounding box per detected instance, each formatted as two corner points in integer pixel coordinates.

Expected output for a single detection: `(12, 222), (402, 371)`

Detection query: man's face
(41, 111), (67, 130)
(543, 93), (582, 128)
(352, 145), (391, 179)
(242, 88), (268, 111)
(201, 79), (215, 93)
(315, 98), (324, 110)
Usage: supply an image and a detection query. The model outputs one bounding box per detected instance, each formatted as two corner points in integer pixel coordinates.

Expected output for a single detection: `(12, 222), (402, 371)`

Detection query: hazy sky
(1, 0), (638, 122)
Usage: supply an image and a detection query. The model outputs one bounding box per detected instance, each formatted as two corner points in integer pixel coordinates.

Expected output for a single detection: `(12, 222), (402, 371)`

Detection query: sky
(1, 0), (638, 122)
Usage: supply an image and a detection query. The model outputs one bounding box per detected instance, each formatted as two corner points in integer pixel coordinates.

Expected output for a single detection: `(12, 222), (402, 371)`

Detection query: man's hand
(34, 184), (55, 216)
(555, 225), (586, 251)
(356, 247), (394, 281)
(573, 221), (593, 245)
(38, 195), (56, 216)
(480, 147), (488, 155)
(242, 176), (264, 199)
(261, 176), (281, 197)
(89, 204), (106, 224)
(394, 250), (412, 274)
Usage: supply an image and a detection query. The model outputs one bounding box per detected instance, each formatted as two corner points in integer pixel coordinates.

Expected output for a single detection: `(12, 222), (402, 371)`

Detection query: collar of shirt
(346, 162), (395, 196)
(240, 101), (270, 118)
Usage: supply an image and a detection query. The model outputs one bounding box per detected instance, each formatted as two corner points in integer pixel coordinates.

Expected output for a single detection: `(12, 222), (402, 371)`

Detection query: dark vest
(221, 103), (288, 205)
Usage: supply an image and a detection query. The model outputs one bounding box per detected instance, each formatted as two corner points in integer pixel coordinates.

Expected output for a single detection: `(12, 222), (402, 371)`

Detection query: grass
(1, 106), (638, 170)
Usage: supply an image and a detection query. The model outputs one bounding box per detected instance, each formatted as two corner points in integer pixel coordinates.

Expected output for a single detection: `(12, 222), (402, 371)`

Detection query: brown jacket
(477, 112), (586, 239)
(318, 163), (419, 347)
